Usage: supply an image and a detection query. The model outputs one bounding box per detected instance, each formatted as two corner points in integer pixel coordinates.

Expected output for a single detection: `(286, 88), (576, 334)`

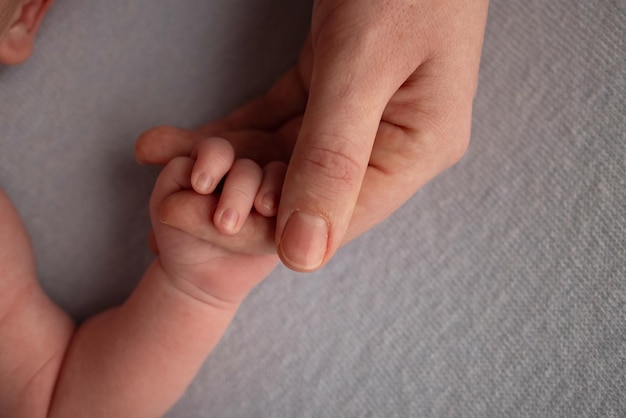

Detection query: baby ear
(0, 0), (54, 65)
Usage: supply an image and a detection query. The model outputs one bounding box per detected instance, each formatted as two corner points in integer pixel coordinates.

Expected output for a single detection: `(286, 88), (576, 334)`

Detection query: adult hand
(136, 0), (489, 272)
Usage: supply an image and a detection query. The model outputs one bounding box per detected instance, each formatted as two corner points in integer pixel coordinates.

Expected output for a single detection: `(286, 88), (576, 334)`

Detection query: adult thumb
(276, 33), (404, 272)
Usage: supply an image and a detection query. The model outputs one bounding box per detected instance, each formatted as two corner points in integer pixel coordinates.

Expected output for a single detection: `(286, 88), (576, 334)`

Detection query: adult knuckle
(299, 143), (363, 193)
(446, 134), (470, 166)
(403, 121), (470, 170)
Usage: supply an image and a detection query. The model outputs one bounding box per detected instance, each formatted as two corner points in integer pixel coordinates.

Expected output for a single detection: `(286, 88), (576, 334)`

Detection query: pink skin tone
(0, 138), (285, 417)
(0, 0), (490, 415)
(2, 0), (490, 273)
(136, 0), (490, 273)
(0, 0), (56, 65)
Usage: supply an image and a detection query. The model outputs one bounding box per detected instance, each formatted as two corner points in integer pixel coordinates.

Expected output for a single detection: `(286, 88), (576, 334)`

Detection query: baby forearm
(0, 190), (75, 417)
(48, 260), (240, 418)
(0, 284), (74, 418)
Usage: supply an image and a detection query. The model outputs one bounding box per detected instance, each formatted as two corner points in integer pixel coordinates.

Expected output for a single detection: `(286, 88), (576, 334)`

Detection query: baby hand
(149, 138), (286, 305)
(190, 137), (287, 236)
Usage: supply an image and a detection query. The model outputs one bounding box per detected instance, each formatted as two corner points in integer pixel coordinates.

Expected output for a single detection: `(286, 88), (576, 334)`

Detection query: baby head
(0, 0), (54, 65)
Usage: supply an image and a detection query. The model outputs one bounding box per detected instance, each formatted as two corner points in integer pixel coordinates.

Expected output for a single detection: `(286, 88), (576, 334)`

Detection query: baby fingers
(191, 137), (236, 195)
(214, 159), (263, 235)
(254, 161), (287, 217)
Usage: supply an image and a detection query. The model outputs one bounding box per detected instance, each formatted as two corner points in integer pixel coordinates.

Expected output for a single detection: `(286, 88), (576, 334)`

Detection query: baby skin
(0, 137), (286, 417)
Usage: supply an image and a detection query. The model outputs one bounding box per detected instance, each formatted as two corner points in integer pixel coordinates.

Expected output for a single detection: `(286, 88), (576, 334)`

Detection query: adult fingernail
(279, 211), (328, 271)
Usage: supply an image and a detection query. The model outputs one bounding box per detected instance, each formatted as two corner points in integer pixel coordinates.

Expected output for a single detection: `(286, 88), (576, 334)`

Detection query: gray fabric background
(1, 0), (624, 417)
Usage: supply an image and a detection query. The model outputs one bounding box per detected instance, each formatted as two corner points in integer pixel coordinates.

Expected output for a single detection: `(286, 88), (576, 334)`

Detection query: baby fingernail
(262, 192), (278, 212)
(219, 208), (239, 234)
(194, 173), (213, 194)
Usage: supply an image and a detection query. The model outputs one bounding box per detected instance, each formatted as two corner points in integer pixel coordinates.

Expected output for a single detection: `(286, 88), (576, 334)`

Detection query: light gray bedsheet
(1, 0), (624, 416)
